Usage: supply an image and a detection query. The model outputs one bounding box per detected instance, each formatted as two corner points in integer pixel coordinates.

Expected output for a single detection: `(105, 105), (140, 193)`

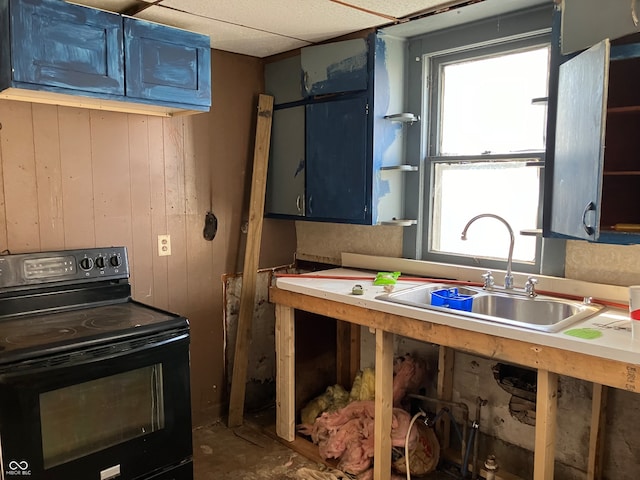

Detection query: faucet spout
(460, 213), (515, 289)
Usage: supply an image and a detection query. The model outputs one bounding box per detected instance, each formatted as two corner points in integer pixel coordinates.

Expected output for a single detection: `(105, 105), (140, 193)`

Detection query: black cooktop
(0, 247), (188, 365)
(0, 300), (185, 348)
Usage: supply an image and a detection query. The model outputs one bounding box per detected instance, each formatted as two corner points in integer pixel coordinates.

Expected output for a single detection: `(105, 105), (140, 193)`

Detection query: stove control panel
(0, 247), (129, 289)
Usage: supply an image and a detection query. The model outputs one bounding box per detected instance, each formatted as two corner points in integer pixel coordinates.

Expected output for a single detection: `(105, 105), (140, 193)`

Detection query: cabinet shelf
(383, 113), (419, 124)
(603, 170), (640, 175)
(380, 165), (418, 172)
(379, 219), (417, 227)
(608, 105), (640, 114)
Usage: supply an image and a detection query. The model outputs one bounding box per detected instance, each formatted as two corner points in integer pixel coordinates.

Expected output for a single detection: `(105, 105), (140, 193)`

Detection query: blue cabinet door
(550, 40), (609, 241)
(306, 96), (370, 223)
(125, 18), (211, 108)
(10, 0), (124, 95)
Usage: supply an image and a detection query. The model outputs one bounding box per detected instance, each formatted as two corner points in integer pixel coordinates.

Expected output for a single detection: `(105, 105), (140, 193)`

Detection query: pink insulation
(393, 354), (427, 407)
(297, 354), (430, 478)
(299, 400), (418, 476)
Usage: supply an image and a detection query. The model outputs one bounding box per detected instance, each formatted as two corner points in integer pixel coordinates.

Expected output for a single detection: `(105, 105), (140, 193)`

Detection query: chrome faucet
(524, 276), (538, 297)
(461, 213), (515, 290)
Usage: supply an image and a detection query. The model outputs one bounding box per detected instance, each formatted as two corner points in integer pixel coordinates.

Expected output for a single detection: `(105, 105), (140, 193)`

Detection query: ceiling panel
(67, 0), (551, 59)
(342, 0), (465, 19)
(136, 6), (311, 57)
(156, 0), (390, 42)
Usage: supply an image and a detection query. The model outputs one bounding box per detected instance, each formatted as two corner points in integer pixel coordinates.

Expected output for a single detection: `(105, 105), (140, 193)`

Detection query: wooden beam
(275, 304), (296, 441)
(374, 329), (394, 480)
(587, 383), (608, 480)
(227, 94), (274, 427)
(437, 346), (455, 449)
(336, 321), (361, 388)
(533, 369), (558, 480)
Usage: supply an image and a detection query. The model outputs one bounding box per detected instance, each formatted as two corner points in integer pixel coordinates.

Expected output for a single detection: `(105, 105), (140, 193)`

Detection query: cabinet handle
(308, 195), (313, 214)
(296, 195), (303, 213)
(633, 0), (639, 27)
(581, 201), (596, 236)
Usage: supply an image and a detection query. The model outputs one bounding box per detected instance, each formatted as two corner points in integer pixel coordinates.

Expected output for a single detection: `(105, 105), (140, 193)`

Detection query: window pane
(440, 47), (549, 155)
(431, 161), (539, 263)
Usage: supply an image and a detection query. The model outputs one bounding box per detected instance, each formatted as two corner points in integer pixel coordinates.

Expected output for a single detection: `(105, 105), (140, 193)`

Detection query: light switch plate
(158, 234), (171, 256)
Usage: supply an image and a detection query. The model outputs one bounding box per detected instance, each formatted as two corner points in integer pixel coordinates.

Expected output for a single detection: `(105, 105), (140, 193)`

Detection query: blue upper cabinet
(124, 18), (211, 108)
(0, 0), (211, 115)
(265, 33), (415, 225)
(301, 38), (368, 97)
(10, 0), (124, 95)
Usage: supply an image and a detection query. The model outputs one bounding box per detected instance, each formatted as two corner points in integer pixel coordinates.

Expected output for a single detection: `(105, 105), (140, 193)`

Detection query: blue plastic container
(430, 288), (473, 312)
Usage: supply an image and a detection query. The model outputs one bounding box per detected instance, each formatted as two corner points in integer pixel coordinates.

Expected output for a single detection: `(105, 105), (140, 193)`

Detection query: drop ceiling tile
(155, 0), (390, 42)
(343, 0), (465, 19)
(136, 6), (311, 57)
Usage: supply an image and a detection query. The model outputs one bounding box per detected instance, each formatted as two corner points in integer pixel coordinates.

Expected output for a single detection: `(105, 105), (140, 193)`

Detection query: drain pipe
(472, 397), (488, 479)
(484, 454), (499, 480)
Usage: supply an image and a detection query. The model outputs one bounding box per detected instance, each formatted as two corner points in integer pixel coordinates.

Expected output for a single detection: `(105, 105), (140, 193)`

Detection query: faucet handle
(524, 276), (538, 297)
(481, 271), (495, 289)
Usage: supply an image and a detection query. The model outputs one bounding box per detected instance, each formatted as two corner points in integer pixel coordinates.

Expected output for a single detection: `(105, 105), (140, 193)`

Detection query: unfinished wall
(0, 49), (297, 427)
(295, 221), (403, 265)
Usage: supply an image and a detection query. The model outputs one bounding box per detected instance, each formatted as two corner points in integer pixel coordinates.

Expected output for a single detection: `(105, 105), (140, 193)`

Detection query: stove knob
(109, 255), (122, 268)
(95, 256), (106, 269)
(79, 257), (94, 271)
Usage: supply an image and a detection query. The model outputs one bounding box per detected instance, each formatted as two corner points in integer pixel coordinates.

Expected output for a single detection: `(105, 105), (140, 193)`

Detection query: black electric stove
(0, 247), (193, 480)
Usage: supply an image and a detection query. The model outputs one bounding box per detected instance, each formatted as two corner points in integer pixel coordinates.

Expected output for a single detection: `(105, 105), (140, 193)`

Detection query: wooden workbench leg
(533, 369), (558, 480)
(275, 304), (295, 442)
(437, 346), (455, 450)
(374, 329), (394, 480)
(336, 321), (361, 388)
(587, 383), (608, 479)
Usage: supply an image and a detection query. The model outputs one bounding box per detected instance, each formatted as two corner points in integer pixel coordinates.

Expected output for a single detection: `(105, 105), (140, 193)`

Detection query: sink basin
(376, 284), (604, 332)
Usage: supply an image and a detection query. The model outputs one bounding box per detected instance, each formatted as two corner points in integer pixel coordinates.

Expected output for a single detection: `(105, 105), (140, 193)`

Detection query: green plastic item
(373, 271), (401, 286)
(563, 328), (603, 340)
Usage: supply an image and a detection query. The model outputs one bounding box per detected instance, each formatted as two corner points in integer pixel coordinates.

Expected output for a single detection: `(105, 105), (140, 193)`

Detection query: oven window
(40, 364), (165, 468)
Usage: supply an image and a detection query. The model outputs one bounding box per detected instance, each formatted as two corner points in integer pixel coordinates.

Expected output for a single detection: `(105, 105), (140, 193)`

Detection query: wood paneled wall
(0, 49), (297, 426)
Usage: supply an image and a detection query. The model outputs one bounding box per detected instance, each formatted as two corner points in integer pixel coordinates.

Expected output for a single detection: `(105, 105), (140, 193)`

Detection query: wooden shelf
(607, 105), (640, 114)
(603, 170), (640, 175)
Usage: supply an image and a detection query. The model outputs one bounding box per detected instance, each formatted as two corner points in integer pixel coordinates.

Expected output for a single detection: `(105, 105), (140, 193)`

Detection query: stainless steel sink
(376, 283), (604, 332)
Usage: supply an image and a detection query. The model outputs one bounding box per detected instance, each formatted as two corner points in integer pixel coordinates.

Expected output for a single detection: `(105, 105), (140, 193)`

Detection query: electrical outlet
(158, 234), (171, 256)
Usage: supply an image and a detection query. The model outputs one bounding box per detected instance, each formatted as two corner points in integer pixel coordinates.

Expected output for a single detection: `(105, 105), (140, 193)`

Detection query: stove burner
(82, 306), (155, 330)
(6, 327), (78, 345)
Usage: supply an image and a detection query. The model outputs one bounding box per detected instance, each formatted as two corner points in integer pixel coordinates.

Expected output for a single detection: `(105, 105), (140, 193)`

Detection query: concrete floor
(192, 414), (457, 480)
(193, 420), (320, 479)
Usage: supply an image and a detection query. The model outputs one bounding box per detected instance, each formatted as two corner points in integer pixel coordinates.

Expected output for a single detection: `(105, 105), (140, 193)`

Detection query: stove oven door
(0, 331), (192, 480)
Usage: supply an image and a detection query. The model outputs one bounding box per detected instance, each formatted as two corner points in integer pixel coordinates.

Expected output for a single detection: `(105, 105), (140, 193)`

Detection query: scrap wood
(228, 94), (274, 428)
